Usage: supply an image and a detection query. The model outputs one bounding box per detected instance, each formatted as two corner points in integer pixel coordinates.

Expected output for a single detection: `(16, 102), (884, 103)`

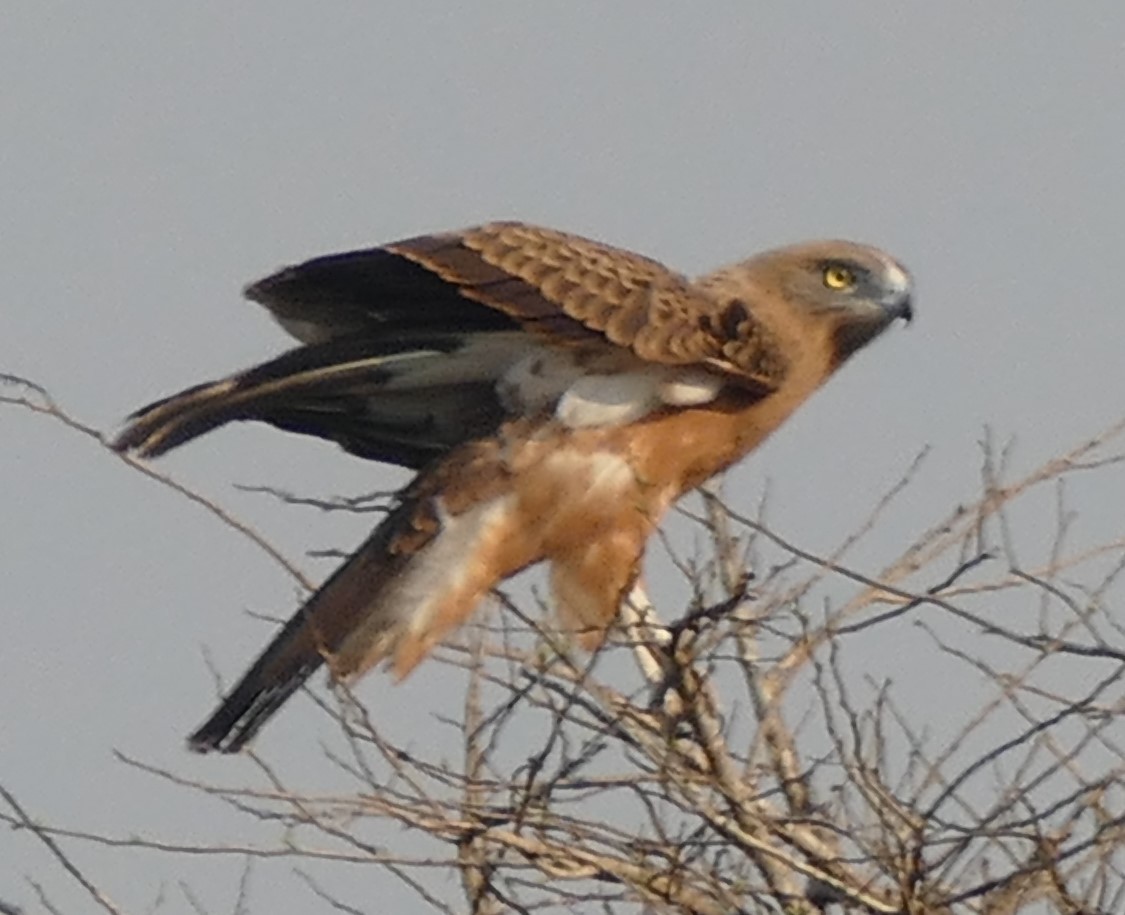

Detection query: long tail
(187, 451), (525, 753)
(187, 509), (415, 753)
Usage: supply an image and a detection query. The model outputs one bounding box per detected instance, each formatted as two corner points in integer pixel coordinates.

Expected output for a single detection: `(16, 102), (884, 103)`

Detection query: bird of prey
(114, 221), (913, 752)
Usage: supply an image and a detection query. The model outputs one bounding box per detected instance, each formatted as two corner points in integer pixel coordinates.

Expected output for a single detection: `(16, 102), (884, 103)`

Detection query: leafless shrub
(4, 374), (1123, 913)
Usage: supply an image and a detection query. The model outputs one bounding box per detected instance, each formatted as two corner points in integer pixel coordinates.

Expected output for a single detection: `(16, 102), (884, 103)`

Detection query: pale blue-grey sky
(3, 5), (1124, 912)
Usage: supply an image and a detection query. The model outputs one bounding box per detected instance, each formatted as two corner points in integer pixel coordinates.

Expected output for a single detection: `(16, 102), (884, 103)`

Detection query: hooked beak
(889, 293), (914, 325)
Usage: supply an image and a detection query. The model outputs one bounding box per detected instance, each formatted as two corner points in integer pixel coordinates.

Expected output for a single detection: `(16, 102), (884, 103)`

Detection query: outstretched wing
(114, 223), (787, 466)
(252, 221), (755, 368)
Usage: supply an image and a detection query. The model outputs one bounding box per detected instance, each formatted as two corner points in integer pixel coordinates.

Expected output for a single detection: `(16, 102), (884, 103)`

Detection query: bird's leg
(617, 580), (667, 682)
(617, 581), (684, 716)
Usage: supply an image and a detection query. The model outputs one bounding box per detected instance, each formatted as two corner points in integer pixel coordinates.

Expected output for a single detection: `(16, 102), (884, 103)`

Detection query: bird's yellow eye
(823, 264), (857, 291)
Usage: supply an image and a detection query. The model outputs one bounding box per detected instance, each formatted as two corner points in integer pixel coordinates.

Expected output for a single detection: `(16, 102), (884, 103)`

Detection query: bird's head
(710, 240), (914, 372)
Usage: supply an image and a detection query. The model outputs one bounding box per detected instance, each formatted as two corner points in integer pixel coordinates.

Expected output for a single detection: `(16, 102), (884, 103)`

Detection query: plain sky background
(3, 5), (1124, 913)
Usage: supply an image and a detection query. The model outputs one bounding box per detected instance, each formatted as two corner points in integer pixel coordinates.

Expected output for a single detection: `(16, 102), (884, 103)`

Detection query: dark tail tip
(187, 667), (315, 753)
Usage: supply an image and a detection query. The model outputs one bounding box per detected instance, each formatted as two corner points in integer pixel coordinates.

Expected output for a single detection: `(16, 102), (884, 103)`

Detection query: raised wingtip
(109, 413), (163, 457)
(242, 267), (291, 306)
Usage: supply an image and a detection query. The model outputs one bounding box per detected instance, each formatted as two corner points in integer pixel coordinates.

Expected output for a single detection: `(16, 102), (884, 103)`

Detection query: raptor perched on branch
(114, 221), (913, 752)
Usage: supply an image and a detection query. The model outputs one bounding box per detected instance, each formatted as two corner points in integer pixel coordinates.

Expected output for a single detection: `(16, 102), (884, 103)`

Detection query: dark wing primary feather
(244, 242), (518, 344)
(114, 332), (514, 466)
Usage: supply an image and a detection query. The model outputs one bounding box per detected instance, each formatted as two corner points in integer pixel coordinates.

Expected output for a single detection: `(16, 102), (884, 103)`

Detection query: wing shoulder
(396, 223), (788, 389)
